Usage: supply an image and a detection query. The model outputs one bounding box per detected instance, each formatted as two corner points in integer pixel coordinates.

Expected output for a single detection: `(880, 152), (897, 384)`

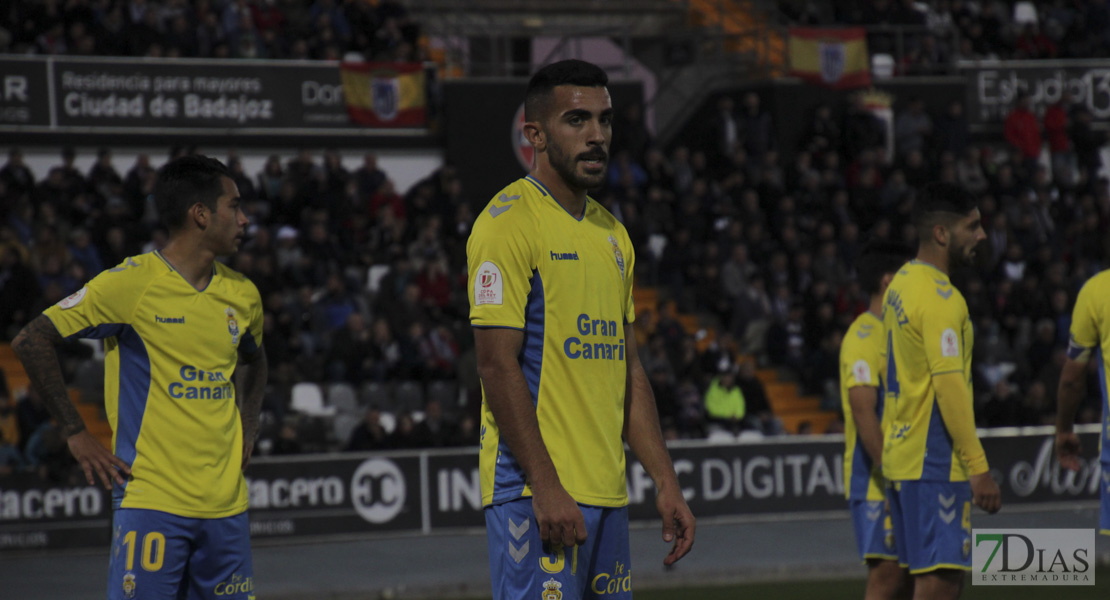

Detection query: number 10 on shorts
(118, 530), (166, 572)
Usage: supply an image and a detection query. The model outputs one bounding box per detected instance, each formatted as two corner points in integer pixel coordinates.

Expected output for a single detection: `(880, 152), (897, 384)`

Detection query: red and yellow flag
(339, 62), (427, 127)
(788, 27), (871, 90)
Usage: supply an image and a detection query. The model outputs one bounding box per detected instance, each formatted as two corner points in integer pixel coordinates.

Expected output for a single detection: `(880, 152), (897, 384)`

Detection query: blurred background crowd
(2, 0), (1109, 482)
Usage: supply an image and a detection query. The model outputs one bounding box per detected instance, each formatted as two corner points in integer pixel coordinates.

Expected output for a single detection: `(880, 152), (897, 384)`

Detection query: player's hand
(969, 471), (1001, 514)
(656, 485), (695, 566)
(1055, 432), (1082, 472)
(532, 482), (587, 549)
(67, 430), (130, 489)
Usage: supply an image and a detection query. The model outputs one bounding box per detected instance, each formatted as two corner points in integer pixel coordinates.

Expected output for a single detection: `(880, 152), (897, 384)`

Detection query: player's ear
(932, 222), (948, 246)
(523, 121), (545, 152)
(190, 202), (209, 229)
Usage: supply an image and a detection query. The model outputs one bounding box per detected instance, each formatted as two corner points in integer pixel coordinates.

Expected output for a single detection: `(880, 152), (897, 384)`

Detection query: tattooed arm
(12, 315), (130, 488)
(235, 346), (268, 471)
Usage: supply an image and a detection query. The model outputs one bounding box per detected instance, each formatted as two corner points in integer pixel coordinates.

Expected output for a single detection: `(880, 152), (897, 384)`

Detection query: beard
(547, 139), (607, 192)
(948, 240), (976, 269)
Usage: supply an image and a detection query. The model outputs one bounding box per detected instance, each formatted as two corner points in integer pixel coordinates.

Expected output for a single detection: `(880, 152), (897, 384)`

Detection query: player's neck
(915, 246), (949, 276)
(530, 167), (587, 218)
(867, 294), (883, 319)
(160, 238), (217, 291)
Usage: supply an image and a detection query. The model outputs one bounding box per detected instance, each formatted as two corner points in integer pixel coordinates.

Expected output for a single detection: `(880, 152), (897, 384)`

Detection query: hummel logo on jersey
(550, 251), (579, 261)
(155, 315), (185, 324)
(936, 287), (954, 299)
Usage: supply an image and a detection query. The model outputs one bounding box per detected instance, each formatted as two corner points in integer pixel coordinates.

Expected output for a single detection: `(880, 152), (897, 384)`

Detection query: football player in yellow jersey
(1055, 271), (1110, 536)
(469, 60), (694, 600)
(882, 182), (999, 600)
(13, 156), (267, 600)
(840, 241), (913, 600)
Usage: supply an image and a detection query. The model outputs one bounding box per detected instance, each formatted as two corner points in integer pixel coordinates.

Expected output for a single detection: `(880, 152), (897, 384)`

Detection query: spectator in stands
(1069, 108), (1105, 192)
(347, 406), (390, 451)
(736, 360), (782, 435)
(1044, 93), (1076, 187)
(842, 94), (885, 161)
(704, 362), (746, 435)
(414, 398), (457, 448)
(1004, 92), (1043, 180)
(895, 98), (932, 159)
(271, 422), (304, 455)
(739, 92), (775, 159)
(0, 148), (34, 199)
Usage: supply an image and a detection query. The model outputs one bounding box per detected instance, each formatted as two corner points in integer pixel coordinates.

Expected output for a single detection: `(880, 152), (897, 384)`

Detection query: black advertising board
(1, 428), (1100, 552)
(958, 60), (1110, 125)
(245, 454), (423, 540)
(0, 56), (435, 146)
(0, 57), (51, 128)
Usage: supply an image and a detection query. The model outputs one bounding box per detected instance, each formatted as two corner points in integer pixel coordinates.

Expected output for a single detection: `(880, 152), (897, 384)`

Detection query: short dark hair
(857, 240), (913, 295)
(154, 155), (231, 232)
(524, 59), (608, 123)
(911, 182), (978, 233)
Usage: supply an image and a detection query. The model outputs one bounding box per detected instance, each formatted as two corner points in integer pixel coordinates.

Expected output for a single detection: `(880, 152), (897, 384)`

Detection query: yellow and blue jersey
(1067, 270), (1110, 465)
(468, 175), (636, 508)
(840, 311), (886, 501)
(44, 252), (263, 518)
(882, 261), (974, 482)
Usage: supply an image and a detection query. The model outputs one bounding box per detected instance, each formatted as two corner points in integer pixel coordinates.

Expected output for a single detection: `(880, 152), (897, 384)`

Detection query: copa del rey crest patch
(475, 261), (503, 306)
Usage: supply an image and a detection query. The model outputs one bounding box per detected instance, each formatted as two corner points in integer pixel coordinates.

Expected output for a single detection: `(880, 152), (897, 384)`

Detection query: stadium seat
(871, 54), (895, 79)
(327, 383), (359, 414)
(379, 411), (397, 434)
(426, 380), (458, 413)
(1013, 2), (1038, 25)
(360, 381), (391, 409)
(333, 414), (361, 446)
(394, 381), (425, 413)
(290, 383), (336, 417)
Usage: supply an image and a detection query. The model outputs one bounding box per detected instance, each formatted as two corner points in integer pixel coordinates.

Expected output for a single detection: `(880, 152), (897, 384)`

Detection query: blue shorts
(888, 481), (972, 574)
(107, 508), (254, 600)
(849, 498), (897, 562)
(485, 498), (631, 600)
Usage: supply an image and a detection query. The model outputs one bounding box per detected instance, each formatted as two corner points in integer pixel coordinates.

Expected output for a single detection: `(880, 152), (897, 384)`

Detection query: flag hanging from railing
(340, 62), (427, 127)
(788, 27), (871, 90)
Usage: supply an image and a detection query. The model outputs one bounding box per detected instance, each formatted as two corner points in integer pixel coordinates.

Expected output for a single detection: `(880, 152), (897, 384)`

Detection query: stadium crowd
(0, 0), (423, 62)
(780, 0), (1110, 74)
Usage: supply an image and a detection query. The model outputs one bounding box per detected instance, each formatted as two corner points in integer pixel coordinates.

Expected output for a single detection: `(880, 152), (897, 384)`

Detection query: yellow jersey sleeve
(44, 258), (149, 338)
(468, 199), (538, 330)
(920, 294), (967, 376)
(617, 226), (636, 325)
(841, 323), (882, 389)
(1068, 278), (1100, 361)
(241, 278), (264, 355)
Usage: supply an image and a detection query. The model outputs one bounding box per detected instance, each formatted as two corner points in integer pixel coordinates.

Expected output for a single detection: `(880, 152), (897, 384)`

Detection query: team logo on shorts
(962, 536), (971, 559)
(122, 572), (136, 599)
(608, 235), (625, 280)
(226, 307), (240, 345)
(541, 578), (563, 600)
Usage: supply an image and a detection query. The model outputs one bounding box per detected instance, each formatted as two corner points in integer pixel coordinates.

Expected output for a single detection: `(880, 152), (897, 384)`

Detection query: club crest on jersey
(226, 307), (240, 345)
(541, 578), (563, 600)
(58, 286), (88, 310)
(122, 572), (136, 599)
(608, 235), (625, 279)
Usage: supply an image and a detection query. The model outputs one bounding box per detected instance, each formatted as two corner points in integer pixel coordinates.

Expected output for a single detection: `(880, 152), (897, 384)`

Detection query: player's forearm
(478, 359), (561, 492)
(236, 348), (268, 441)
(1055, 359), (1087, 433)
(624, 363), (680, 494)
(12, 315), (86, 437)
(848, 390), (883, 466)
(932, 371), (988, 475)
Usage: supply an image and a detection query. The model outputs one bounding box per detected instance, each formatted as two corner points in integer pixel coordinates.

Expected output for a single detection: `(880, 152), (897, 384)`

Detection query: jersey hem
(483, 491), (629, 509)
(118, 499), (248, 519)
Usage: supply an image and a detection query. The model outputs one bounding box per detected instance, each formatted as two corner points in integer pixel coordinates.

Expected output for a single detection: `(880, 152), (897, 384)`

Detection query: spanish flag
(788, 27), (871, 90)
(340, 62), (427, 127)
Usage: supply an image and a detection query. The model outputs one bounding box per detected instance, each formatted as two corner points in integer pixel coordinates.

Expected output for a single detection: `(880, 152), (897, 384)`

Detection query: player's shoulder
(91, 252), (165, 286)
(1078, 269), (1110, 297)
(843, 312), (882, 352)
(215, 261), (262, 298)
(472, 178), (541, 233)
